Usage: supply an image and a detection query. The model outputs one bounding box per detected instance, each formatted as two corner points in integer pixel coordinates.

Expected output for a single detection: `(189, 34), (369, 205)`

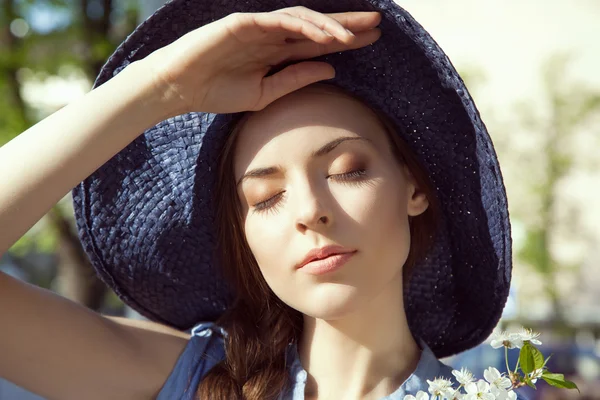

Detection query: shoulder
(107, 316), (191, 339)
(156, 322), (227, 400)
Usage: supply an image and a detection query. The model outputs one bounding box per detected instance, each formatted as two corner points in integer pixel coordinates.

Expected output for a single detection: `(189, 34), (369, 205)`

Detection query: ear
(403, 166), (429, 217)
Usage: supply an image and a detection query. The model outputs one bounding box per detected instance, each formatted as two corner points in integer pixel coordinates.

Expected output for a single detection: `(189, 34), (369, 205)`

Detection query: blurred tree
(510, 55), (600, 331)
(0, 0), (139, 309)
(138, 0), (166, 21)
(459, 57), (600, 335)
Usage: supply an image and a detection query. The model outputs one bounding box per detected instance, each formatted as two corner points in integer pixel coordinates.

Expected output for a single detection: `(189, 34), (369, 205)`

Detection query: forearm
(0, 60), (177, 255)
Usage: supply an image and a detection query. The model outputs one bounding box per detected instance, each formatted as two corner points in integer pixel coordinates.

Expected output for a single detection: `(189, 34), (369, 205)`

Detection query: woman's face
(234, 85), (428, 320)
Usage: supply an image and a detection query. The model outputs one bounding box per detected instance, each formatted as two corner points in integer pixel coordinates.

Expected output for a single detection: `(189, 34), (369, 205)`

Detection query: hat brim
(72, 0), (512, 358)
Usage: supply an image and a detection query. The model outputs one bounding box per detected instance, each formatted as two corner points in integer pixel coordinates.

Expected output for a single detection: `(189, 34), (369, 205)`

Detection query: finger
(284, 28), (381, 61)
(251, 12), (336, 44)
(255, 61), (335, 110)
(274, 11), (380, 41)
(325, 11), (382, 32)
(279, 6), (356, 44)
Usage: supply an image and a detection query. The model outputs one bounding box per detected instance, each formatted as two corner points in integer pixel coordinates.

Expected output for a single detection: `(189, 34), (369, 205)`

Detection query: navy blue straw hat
(72, 0), (512, 358)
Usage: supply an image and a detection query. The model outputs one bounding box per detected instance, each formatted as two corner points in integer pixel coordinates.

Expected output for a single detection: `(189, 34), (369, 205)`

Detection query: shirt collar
(284, 338), (453, 399)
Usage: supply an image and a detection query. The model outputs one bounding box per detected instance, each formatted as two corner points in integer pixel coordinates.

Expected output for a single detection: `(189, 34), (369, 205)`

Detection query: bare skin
(104, 317), (191, 340)
(0, 7), (381, 400)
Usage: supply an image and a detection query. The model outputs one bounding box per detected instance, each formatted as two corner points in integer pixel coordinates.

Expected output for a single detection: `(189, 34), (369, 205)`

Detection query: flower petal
(464, 382), (478, 394)
(484, 367), (501, 383)
(476, 379), (491, 392)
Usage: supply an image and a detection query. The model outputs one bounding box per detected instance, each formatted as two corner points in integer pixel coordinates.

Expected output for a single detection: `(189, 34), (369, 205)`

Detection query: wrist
(119, 58), (189, 122)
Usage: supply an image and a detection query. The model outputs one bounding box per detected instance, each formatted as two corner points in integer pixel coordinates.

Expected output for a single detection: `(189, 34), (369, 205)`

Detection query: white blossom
(403, 391), (430, 400)
(464, 379), (494, 400)
(483, 367), (512, 394)
(446, 388), (465, 399)
(529, 368), (544, 384)
(494, 389), (518, 400)
(515, 328), (542, 346)
(490, 330), (523, 349)
(452, 367), (476, 385)
(426, 377), (454, 397)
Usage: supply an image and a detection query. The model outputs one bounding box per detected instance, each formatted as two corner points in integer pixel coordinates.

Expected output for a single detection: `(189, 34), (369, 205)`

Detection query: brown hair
(196, 85), (440, 399)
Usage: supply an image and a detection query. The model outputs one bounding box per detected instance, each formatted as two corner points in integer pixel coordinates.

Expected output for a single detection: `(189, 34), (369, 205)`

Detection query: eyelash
(252, 169), (368, 215)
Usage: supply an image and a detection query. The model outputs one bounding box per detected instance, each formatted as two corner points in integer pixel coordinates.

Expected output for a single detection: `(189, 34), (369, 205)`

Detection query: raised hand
(142, 6), (382, 114)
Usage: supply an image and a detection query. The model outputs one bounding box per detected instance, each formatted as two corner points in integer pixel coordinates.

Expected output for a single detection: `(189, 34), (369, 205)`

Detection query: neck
(298, 274), (421, 400)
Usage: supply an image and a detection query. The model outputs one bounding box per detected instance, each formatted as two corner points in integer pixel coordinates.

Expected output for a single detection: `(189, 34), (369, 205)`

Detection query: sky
(24, 2), (71, 34)
(400, 0), (600, 109)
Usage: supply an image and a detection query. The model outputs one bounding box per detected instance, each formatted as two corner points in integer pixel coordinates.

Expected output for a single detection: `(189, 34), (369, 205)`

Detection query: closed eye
(253, 191), (285, 214)
(251, 169), (368, 215)
(329, 169), (367, 182)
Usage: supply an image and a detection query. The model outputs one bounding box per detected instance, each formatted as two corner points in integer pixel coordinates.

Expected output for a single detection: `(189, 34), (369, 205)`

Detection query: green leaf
(519, 343), (543, 374)
(530, 345), (545, 370)
(519, 345), (534, 374)
(542, 373), (580, 393)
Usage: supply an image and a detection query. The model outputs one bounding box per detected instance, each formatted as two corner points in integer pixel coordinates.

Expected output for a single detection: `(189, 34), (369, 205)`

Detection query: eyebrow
(236, 136), (371, 187)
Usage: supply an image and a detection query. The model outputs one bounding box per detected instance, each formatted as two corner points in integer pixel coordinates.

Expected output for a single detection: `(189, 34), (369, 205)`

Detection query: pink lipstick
(297, 245), (356, 275)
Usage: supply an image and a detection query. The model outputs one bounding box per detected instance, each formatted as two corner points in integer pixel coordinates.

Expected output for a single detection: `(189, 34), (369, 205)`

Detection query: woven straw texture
(72, 0), (512, 358)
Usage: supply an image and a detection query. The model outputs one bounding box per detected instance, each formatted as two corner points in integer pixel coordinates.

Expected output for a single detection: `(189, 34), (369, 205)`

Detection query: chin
(295, 283), (367, 320)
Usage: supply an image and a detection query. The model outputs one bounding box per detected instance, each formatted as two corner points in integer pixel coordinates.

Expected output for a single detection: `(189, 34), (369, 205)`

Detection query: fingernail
(346, 29), (355, 36)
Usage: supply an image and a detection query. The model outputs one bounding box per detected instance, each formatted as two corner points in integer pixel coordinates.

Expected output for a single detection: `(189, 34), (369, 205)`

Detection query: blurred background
(0, 0), (598, 399)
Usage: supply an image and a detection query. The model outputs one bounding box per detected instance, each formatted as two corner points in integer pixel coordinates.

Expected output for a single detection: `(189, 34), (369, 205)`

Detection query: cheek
(245, 218), (272, 266)
(334, 178), (411, 261)
(243, 215), (290, 285)
(334, 178), (408, 228)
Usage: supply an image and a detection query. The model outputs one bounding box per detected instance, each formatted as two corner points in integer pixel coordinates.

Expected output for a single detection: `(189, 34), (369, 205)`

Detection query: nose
(294, 180), (333, 233)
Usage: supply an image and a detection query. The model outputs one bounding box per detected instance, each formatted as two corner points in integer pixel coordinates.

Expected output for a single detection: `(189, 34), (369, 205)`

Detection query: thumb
(255, 61), (335, 110)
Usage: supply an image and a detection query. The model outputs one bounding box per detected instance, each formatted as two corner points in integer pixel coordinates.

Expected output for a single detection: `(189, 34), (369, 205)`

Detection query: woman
(0, 0), (515, 399)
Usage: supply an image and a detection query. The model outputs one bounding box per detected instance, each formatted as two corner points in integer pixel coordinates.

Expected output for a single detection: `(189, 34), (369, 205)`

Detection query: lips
(297, 245), (356, 269)
(300, 252), (356, 276)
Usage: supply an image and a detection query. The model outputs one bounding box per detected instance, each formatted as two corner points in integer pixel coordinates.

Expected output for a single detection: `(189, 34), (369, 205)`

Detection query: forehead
(233, 85), (388, 172)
